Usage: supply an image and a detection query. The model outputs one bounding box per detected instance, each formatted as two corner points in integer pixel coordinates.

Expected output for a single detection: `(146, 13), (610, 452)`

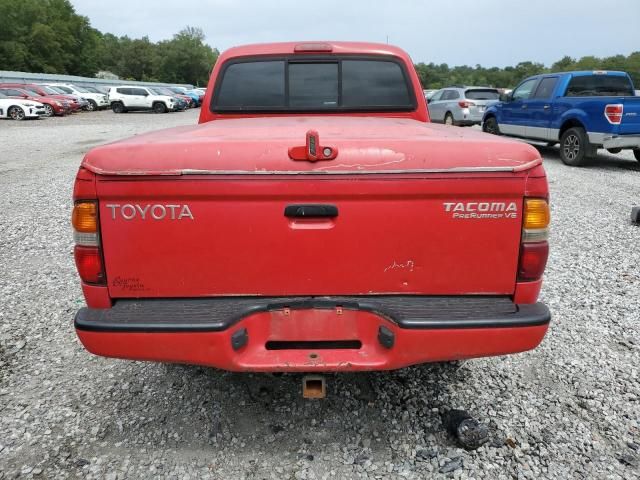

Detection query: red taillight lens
(604, 104), (623, 124)
(518, 242), (549, 282)
(74, 246), (105, 285)
(458, 101), (476, 108)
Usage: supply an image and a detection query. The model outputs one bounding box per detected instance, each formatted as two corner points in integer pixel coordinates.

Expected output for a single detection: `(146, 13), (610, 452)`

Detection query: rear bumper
(458, 109), (483, 125)
(588, 132), (640, 149)
(75, 296), (550, 372)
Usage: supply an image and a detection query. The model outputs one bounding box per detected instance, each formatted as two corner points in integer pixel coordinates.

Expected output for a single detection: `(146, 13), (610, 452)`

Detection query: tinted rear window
(289, 62), (338, 108)
(342, 60), (411, 107)
(212, 57), (414, 112)
(465, 89), (499, 100)
(216, 61), (285, 108)
(565, 74), (634, 96)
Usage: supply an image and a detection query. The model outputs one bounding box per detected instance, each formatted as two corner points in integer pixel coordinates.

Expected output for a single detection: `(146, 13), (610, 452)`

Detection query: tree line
(1, 0), (638, 89)
(0, 0), (218, 86)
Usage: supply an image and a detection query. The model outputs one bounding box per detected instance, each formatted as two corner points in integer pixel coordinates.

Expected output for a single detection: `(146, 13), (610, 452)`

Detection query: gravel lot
(0, 109), (638, 480)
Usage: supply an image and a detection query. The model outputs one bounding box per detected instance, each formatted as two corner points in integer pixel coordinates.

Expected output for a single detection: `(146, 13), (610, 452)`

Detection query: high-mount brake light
(294, 43), (333, 53)
(604, 104), (623, 125)
(72, 200), (106, 285)
(518, 198), (550, 282)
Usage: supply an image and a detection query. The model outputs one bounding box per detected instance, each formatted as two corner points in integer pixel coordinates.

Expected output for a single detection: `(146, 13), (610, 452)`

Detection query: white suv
(40, 83), (108, 111)
(108, 86), (177, 114)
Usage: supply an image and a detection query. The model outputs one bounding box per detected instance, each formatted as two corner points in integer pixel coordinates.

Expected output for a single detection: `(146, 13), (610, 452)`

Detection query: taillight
(518, 198), (550, 282)
(604, 104), (623, 125)
(72, 202), (98, 233)
(518, 242), (549, 282)
(458, 100), (476, 108)
(74, 246), (105, 284)
(72, 200), (105, 285)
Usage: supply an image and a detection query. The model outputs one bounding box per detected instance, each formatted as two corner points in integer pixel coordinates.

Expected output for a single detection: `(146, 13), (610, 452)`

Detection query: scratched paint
(384, 260), (415, 273)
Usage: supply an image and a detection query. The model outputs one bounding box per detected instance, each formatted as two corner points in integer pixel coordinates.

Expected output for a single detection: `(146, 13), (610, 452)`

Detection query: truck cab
(483, 71), (640, 165)
(72, 42), (551, 373)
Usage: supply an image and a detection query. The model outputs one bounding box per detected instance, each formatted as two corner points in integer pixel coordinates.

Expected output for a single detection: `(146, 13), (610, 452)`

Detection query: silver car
(427, 86), (500, 126)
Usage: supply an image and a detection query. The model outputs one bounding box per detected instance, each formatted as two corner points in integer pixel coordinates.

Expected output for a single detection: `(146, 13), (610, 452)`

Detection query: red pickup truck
(72, 42), (551, 374)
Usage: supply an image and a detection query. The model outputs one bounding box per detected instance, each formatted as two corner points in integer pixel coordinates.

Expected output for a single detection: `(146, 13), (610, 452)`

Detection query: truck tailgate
(619, 97), (640, 135)
(97, 174), (525, 297)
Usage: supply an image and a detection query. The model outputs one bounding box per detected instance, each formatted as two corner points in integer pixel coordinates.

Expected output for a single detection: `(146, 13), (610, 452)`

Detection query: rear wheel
(633, 149), (640, 162)
(8, 106), (25, 120)
(482, 116), (500, 135)
(560, 127), (593, 166)
(444, 112), (454, 126)
(153, 102), (167, 114)
(43, 104), (54, 117)
(111, 102), (125, 114)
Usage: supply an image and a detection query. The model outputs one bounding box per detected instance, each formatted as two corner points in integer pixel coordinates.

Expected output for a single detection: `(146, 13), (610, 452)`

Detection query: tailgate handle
(284, 204), (338, 218)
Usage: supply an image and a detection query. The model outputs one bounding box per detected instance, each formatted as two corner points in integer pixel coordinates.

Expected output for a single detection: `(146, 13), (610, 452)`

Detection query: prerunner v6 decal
(443, 202), (518, 219)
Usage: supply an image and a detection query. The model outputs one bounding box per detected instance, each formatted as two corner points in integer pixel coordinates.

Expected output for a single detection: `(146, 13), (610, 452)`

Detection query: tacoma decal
(443, 202), (518, 219)
(105, 204), (194, 220)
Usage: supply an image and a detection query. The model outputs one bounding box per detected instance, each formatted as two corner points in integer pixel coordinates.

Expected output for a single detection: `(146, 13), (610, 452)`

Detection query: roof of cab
(220, 41), (411, 60)
(541, 70), (629, 77)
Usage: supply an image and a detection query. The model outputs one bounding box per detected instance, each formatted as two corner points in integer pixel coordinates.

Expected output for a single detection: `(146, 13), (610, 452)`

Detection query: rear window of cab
(211, 56), (415, 113)
(565, 74), (634, 97)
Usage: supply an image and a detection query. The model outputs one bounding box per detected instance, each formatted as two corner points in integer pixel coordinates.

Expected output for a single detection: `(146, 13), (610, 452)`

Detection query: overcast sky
(72, 0), (639, 67)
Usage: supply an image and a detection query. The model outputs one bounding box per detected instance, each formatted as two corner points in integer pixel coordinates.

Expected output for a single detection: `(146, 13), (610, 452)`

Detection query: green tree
(156, 27), (218, 85)
(551, 55), (576, 71)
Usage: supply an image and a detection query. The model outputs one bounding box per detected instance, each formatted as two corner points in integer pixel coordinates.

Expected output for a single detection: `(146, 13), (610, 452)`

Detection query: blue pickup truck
(482, 71), (640, 166)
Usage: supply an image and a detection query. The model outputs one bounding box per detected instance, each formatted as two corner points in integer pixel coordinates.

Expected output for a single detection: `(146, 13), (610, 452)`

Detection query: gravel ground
(0, 110), (639, 480)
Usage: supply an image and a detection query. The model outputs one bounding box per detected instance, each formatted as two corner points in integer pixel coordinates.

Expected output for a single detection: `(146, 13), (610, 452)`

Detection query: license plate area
(265, 340), (362, 350)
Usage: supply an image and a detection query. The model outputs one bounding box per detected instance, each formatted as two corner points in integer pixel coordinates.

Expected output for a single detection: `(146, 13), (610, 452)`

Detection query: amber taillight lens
(72, 201), (98, 233)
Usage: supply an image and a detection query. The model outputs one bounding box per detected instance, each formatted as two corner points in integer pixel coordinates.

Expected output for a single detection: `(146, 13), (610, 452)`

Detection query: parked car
(147, 87), (188, 110)
(0, 86), (70, 117)
(0, 83), (82, 111)
(108, 86), (178, 113)
(41, 83), (108, 111)
(43, 85), (90, 110)
(482, 70), (640, 165)
(149, 86), (193, 108)
(89, 85), (111, 95)
(186, 89), (205, 106)
(166, 86), (201, 107)
(72, 42), (551, 379)
(0, 92), (46, 120)
(423, 89), (437, 100)
(428, 86), (501, 126)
